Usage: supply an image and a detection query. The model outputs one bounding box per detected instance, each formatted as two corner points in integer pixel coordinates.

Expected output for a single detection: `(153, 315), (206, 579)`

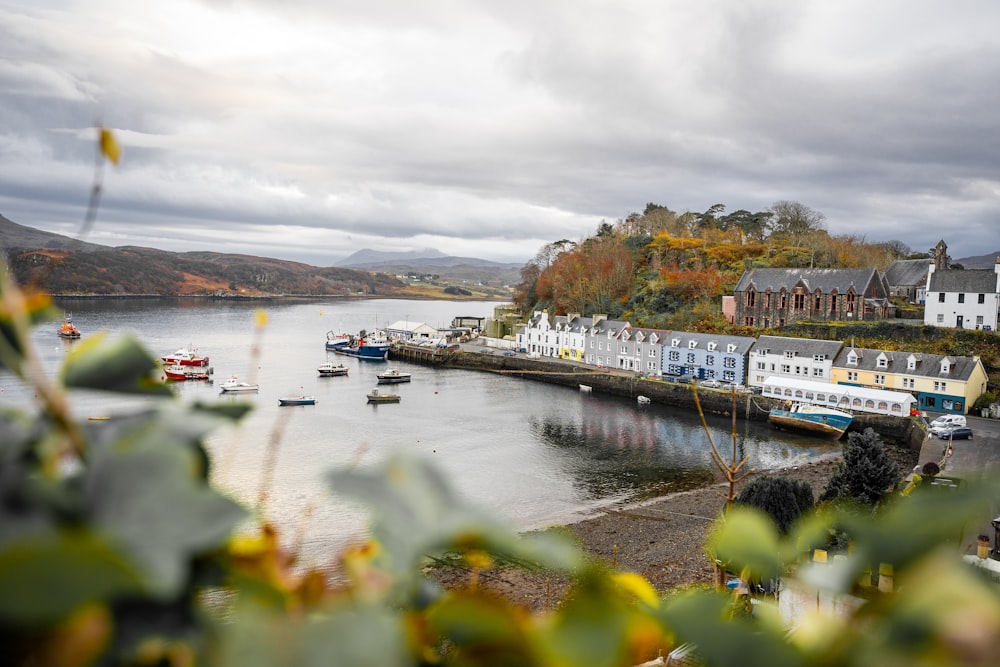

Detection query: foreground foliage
(3, 268), (1000, 666)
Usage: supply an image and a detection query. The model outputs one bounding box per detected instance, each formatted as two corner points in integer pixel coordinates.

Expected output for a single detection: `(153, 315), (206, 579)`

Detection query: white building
(385, 320), (439, 341)
(924, 251), (1000, 331)
(761, 376), (916, 416)
(748, 336), (844, 389)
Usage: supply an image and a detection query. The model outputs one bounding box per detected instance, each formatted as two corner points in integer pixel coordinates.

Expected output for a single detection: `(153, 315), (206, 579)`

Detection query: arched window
(795, 390), (804, 398)
(805, 392), (814, 401)
(878, 401), (888, 412)
(816, 394), (826, 402)
(890, 404), (902, 414)
(865, 400), (875, 410)
(784, 389), (793, 397)
(853, 398), (863, 409)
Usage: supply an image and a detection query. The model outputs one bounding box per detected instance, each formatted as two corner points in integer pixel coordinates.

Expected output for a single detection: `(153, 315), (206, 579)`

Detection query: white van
(929, 414), (967, 435)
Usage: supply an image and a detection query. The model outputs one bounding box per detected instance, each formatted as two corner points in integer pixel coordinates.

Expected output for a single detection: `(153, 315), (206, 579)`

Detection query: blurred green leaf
(708, 506), (783, 581)
(328, 454), (583, 599)
(427, 591), (540, 667)
(0, 532), (142, 624)
(0, 277), (58, 373)
(62, 334), (172, 395)
(84, 445), (247, 597)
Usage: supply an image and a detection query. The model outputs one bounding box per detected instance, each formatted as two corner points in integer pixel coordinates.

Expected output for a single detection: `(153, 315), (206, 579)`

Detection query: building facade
(924, 255), (1000, 331)
(733, 268), (894, 327)
(616, 326), (669, 376)
(661, 331), (756, 384)
(747, 335), (844, 389)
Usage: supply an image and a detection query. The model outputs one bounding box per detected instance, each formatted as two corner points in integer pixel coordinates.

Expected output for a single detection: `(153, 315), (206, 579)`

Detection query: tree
(768, 200), (826, 242)
(734, 475), (814, 534)
(820, 428), (902, 506)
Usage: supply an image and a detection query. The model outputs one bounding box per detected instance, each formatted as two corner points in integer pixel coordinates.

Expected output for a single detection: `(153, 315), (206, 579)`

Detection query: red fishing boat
(57, 315), (81, 339)
(163, 365), (212, 381)
(161, 345), (209, 367)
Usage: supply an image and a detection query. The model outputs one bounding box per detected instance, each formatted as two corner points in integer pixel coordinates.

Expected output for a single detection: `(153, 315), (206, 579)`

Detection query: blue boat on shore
(768, 402), (853, 438)
(325, 329), (390, 361)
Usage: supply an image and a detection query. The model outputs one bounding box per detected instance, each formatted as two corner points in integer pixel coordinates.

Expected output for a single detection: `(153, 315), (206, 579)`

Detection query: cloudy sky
(2, 1), (998, 267)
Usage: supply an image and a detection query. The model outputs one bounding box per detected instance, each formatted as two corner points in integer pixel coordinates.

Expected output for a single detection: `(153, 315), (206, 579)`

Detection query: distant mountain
(954, 251), (1000, 269)
(0, 213), (107, 253)
(338, 247), (448, 267)
(336, 247), (524, 288)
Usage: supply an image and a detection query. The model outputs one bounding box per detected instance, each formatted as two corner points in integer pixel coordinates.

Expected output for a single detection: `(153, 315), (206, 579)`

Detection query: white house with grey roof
(583, 315), (630, 368)
(924, 254), (1000, 332)
(661, 331), (756, 384)
(747, 335), (844, 389)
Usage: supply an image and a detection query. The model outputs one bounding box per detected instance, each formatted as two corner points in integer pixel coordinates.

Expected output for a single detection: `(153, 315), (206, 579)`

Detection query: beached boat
(279, 396), (316, 406)
(637, 395), (651, 405)
(376, 368), (412, 384)
(317, 362), (349, 377)
(325, 329), (390, 361)
(219, 376), (259, 393)
(57, 315), (81, 339)
(161, 345), (209, 367)
(768, 402), (853, 438)
(163, 364), (213, 381)
(367, 388), (401, 404)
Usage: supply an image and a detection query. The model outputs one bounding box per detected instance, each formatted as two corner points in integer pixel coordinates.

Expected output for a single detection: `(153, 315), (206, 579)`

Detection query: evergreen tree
(734, 475), (815, 534)
(820, 428), (902, 506)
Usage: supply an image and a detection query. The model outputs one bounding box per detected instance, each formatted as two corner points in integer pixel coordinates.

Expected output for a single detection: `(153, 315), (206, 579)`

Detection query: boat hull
(279, 397), (316, 406)
(768, 406), (852, 438)
(327, 341), (389, 361)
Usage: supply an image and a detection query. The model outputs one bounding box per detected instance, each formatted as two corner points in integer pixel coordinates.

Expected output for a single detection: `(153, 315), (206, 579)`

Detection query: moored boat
(318, 362), (349, 377)
(376, 368), (411, 384)
(162, 345), (209, 367)
(57, 315), (81, 339)
(768, 402), (853, 438)
(367, 388), (401, 403)
(163, 364), (213, 381)
(637, 395), (651, 405)
(279, 395), (316, 406)
(325, 329), (390, 361)
(219, 376), (259, 393)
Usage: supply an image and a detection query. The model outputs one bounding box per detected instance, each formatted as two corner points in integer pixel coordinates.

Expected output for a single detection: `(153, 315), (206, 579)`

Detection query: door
(956, 315), (964, 328)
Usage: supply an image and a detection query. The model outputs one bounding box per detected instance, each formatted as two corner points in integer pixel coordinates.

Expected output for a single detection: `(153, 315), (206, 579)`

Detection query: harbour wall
(390, 344), (925, 450)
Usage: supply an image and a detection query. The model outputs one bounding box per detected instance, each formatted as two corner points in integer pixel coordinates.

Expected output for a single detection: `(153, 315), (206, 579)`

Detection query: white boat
(279, 395), (316, 406)
(637, 395), (651, 405)
(579, 384), (592, 393)
(317, 362), (349, 377)
(376, 368), (412, 384)
(219, 376), (259, 393)
(367, 388), (401, 403)
(768, 402), (853, 438)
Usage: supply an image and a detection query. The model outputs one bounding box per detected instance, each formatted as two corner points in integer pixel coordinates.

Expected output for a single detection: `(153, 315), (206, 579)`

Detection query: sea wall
(394, 346), (923, 449)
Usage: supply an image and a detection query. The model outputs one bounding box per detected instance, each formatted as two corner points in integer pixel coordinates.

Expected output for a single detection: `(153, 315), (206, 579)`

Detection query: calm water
(3, 298), (840, 568)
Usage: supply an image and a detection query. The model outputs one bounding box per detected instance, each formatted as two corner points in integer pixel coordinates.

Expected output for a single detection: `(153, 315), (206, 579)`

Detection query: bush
(819, 428), (902, 506)
(734, 476), (814, 534)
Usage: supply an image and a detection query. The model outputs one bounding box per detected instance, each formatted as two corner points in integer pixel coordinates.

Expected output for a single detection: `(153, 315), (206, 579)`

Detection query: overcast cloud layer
(1, 1), (998, 266)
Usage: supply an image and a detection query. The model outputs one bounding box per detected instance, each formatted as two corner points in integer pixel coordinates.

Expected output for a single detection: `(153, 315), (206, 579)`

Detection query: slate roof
(621, 326), (672, 343)
(833, 346), (982, 382)
(751, 335), (843, 358)
(884, 259), (931, 288)
(662, 330), (757, 354)
(928, 269), (998, 293)
(735, 267), (880, 293)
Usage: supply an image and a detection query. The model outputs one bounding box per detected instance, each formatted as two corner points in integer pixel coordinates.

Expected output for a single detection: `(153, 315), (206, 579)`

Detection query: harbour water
(4, 297), (841, 569)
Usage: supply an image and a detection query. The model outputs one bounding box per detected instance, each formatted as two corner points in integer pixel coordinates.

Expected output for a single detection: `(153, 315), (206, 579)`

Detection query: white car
(928, 414), (967, 437)
(699, 379), (722, 389)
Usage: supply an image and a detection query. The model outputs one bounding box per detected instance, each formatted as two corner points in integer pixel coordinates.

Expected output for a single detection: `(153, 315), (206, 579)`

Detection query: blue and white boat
(768, 402), (853, 438)
(325, 329), (390, 361)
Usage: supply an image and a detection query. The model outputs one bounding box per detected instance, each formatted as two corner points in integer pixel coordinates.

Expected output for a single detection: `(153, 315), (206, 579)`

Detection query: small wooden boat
(637, 395), (651, 405)
(219, 376), (259, 393)
(367, 388), (401, 404)
(279, 396), (316, 406)
(57, 315), (81, 339)
(376, 368), (412, 384)
(318, 362), (349, 377)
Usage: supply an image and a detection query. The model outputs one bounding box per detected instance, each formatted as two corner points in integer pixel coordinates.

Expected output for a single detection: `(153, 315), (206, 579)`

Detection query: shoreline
(426, 446), (918, 610)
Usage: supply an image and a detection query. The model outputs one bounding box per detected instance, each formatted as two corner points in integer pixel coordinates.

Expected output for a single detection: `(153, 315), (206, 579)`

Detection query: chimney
(593, 314), (607, 326)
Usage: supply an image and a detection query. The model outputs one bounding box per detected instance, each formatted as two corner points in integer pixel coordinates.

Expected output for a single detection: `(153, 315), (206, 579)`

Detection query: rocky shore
(427, 445), (919, 611)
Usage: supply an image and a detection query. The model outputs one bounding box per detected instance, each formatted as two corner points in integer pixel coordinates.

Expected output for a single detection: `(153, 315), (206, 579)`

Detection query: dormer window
(671, 339), (680, 348)
(907, 355), (917, 370)
(940, 359), (951, 374)
(727, 344), (737, 353)
(784, 351), (795, 359)
(847, 351), (858, 366)
(707, 342), (717, 351)
(876, 353), (888, 369)
(758, 348), (767, 356)
(688, 340), (697, 349)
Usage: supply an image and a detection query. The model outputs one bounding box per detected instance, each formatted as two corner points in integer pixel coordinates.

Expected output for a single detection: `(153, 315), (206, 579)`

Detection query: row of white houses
(514, 311), (989, 415)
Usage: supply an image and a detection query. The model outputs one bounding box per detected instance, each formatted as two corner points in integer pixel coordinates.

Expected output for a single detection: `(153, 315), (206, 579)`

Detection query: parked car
(502, 351), (516, 357)
(929, 414), (967, 430)
(934, 426), (973, 440)
(699, 378), (722, 389)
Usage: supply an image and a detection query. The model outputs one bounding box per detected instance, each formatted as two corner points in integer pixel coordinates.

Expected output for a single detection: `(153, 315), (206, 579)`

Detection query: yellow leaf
(612, 572), (660, 608)
(99, 128), (121, 165)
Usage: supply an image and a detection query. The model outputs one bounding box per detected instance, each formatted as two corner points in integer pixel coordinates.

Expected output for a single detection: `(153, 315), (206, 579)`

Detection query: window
(784, 351), (795, 359)
(707, 342), (717, 351)
(847, 371), (858, 382)
(846, 293), (856, 312)
(727, 344), (737, 353)
(746, 290), (756, 307)
(958, 293), (965, 304)
(830, 294), (837, 311)
(758, 348), (767, 356)
(902, 378), (915, 389)
(668, 351), (679, 361)
(668, 365), (681, 375)
(687, 353), (696, 364)
(876, 357), (887, 368)
(724, 371), (735, 381)
(780, 293), (787, 309)
(671, 339), (680, 347)
(979, 293), (986, 304)
(689, 340), (697, 349)
(724, 357), (736, 368)
(764, 293), (772, 308)
(794, 293), (805, 310)
(938, 293), (945, 303)
(874, 374), (885, 385)
(649, 348), (656, 356)
(781, 364), (791, 373)
(757, 361), (766, 370)
(706, 355), (715, 366)
(812, 368), (823, 377)
(795, 366), (802, 375)
(936, 314), (944, 323)
(813, 354), (825, 362)
(763, 318), (771, 328)
(744, 317), (754, 326)
(847, 352), (858, 366)
(977, 316), (984, 326)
